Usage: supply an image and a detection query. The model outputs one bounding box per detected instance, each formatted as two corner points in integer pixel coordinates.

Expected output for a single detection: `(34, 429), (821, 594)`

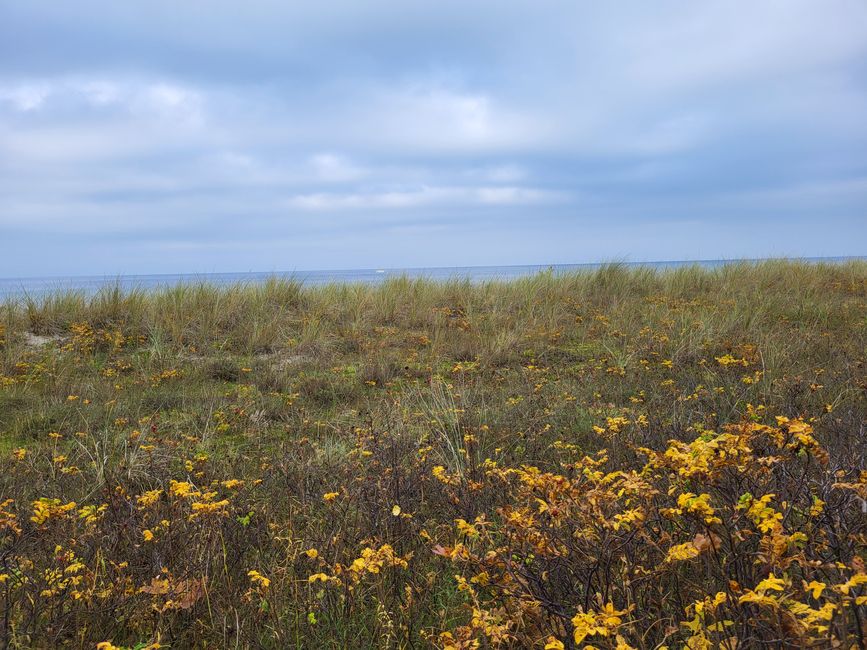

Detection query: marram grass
(0, 260), (865, 648)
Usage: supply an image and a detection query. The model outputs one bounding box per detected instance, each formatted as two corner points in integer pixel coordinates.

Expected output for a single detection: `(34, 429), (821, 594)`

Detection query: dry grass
(0, 260), (865, 648)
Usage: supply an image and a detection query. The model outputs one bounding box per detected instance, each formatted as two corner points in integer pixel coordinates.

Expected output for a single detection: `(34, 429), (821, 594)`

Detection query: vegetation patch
(0, 261), (865, 648)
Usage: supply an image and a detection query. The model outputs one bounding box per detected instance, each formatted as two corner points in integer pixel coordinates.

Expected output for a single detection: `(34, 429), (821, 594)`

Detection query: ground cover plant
(0, 260), (865, 649)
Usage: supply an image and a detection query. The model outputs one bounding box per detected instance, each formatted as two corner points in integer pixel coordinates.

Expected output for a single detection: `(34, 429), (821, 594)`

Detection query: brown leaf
(139, 577), (171, 596)
(172, 578), (206, 610)
(432, 544), (451, 557)
(692, 532), (721, 552)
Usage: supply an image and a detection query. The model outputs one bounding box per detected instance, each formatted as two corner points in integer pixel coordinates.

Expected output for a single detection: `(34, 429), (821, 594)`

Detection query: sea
(0, 257), (862, 301)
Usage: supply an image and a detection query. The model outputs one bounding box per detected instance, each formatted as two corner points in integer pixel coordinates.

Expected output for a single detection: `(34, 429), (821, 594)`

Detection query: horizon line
(2, 255), (865, 284)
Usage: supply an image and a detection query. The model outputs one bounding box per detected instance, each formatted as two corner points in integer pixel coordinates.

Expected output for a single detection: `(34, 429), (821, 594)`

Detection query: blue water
(0, 257), (862, 301)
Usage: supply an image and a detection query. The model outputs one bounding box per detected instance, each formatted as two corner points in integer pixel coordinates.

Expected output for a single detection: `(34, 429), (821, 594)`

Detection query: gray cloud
(1, 1), (866, 275)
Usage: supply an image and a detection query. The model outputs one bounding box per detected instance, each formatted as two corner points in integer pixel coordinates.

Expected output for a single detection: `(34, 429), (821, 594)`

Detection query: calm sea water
(0, 257), (861, 301)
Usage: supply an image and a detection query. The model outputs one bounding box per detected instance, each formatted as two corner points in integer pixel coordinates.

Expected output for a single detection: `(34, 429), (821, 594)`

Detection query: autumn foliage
(0, 261), (865, 648)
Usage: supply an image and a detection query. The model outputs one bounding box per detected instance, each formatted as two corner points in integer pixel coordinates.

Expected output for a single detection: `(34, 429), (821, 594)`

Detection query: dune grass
(0, 260), (865, 648)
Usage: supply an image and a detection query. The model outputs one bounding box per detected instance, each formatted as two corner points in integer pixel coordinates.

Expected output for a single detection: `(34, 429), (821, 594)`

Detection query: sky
(1, 1), (866, 277)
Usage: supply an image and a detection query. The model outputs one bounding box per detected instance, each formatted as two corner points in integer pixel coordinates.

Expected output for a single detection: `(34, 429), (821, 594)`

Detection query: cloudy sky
(1, 1), (866, 276)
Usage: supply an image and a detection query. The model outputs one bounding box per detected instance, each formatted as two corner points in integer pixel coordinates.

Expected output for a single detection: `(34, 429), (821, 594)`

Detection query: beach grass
(0, 260), (865, 648)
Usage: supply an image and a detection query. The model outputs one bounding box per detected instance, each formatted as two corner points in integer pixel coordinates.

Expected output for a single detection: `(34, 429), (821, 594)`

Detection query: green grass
(0, 260), (865, 648)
